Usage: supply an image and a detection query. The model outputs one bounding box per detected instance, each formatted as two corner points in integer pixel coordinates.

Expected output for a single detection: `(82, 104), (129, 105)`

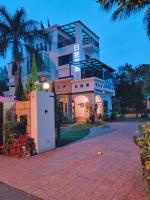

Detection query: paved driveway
(0, 122), (148, 200)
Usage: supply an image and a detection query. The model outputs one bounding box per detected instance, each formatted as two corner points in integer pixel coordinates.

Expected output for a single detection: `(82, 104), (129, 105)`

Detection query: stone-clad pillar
(67, 95), (72, 122)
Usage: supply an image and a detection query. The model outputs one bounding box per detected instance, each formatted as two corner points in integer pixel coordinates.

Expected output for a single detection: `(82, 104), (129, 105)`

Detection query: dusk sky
(0, 0), (150, 69)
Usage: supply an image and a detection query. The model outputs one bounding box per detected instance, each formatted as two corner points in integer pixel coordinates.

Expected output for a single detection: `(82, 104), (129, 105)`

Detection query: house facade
(5, 20), (115, 122)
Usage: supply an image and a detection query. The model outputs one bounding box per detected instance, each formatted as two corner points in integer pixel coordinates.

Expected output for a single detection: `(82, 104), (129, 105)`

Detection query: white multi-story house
(5, 20), (115, 122)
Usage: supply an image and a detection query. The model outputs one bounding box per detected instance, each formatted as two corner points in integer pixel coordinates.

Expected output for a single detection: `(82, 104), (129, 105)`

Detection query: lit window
(86, 83), (89, 87)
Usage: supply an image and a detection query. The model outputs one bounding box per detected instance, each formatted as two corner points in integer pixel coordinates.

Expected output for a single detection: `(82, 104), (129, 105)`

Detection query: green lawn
(59, 124), (98, 147)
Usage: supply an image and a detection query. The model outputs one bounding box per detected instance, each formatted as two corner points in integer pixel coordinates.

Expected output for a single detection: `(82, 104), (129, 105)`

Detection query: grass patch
(59, 124), (98, 147)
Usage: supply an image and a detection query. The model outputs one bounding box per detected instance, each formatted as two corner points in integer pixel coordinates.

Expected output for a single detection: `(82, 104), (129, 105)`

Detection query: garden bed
(134, 122), (150, 197)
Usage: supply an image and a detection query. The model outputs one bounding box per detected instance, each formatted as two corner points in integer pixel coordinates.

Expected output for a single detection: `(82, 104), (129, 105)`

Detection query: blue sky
(0, 0), (149, 69)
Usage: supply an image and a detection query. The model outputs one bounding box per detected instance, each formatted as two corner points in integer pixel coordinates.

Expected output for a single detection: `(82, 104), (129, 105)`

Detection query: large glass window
(58, 54), (73, 66)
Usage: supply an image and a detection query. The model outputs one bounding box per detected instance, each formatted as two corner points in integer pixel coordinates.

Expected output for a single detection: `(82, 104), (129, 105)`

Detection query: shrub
(3, 121), (17, 140)
(111, 112), (117, 121)
(4, 134), (36, 157)
(134, 122), (150, 189)
(103, 113), (111, 121)
(3, 120), (26, 139)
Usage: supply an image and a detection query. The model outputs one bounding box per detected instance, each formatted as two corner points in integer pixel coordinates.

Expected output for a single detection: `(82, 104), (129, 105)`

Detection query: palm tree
(0, 6), (50, 100)
(96, 0), (150, 39)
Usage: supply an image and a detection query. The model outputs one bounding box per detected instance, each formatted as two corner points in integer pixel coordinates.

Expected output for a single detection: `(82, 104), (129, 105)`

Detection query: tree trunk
(14, 63), (23, 100)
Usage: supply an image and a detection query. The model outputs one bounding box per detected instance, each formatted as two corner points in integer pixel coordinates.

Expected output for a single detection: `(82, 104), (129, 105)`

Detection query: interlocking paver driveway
(0, 122), (148, 200)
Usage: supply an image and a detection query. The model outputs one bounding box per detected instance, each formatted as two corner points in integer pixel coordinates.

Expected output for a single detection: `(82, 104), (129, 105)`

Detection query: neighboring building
(5, 20), (115, 122)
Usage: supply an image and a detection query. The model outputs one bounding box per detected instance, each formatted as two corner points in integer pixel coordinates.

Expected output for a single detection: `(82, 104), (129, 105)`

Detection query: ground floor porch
(59, 92), (113, 122)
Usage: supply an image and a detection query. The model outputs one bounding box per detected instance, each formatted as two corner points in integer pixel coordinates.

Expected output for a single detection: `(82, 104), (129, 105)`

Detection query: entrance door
(74, 95), (89, 122)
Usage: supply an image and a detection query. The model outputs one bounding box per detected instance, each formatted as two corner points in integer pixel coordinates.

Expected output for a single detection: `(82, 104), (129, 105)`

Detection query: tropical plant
(134, 123), (150, 190)
(23, 54), (42, 100)
(0, 66), (8, 95)
(0, 6), (50, 100)
(3, 120), (26, 140)
(114, 63), (145, 115)
(96, 0), (150, 39)
(143, 65), (150, 96)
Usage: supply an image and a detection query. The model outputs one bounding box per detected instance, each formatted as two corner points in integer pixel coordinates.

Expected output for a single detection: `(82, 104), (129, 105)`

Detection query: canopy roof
(70, 58), (115, 72)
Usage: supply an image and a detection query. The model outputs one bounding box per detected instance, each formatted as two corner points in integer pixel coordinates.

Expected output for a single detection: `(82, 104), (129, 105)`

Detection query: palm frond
(19, 20), (39, 44)
(144, 7), (150, 39)
(24, 44), (44, 71)
(96, 0), (120, 11)
(0, 6), (12, 26)
(13, 7), (26, 31)
(0, 22), (11, 35)
(31, 29), (51, 43)
(0, 36), (9, 57)
(112, 1), (147, 20)
(22, 19), (38, 32)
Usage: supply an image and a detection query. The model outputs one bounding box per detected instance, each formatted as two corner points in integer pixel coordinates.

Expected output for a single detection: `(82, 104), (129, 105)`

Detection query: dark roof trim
(58, 20), (99, 39)
(70, 58), (115, 72)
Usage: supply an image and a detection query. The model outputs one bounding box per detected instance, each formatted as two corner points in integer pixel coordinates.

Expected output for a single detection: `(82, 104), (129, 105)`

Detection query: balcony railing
(104, 82), (114, 90)
(82, 37), (99, 48)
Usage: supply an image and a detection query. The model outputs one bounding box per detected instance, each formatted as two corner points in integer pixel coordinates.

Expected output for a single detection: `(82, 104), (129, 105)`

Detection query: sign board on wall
(73, 44), (80, 72)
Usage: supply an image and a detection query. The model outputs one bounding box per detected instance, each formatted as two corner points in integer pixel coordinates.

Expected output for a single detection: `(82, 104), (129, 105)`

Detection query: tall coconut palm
(96, 0), (150, 39)
(0, 6), (50, 100)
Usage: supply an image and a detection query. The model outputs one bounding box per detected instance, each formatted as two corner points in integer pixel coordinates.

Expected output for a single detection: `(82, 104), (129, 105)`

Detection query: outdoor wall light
(43, 82), (50, 91)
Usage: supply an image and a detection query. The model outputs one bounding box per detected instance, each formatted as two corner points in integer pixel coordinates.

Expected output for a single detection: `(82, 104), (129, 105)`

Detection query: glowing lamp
(43, 82), (50, 91)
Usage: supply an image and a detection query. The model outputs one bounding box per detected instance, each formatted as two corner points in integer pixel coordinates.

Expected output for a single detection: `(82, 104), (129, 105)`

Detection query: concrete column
(67, 95), (72, 122)
(107, 97), (112, 116)
(31, 91), (55, 153)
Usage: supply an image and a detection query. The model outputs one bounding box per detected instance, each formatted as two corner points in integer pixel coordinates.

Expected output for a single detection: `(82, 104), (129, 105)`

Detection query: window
(58, 54), (73, 66)
(63, 85), (66, 88)
(75, 85), (78, 88)
(20, 115), (27, 126)
(95, 83), (97, 86)
(80, 84), (83, 88)
(86, 83), (89, 87)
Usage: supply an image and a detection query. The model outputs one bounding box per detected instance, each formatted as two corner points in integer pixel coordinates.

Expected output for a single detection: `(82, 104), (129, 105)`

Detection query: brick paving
(0, 122), (148, 200)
